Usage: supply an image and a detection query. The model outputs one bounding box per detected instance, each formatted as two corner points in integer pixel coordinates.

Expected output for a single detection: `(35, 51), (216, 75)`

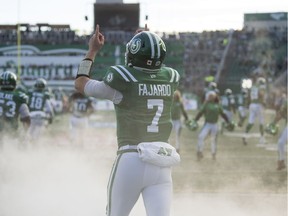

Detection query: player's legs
(107, 152), (143, 216)
(142, 171), (172, 216)
(277, 126), (287, 170)
(238, 106), (247, 127)
(246, 103), (257, 131)
(172, 120), (181, 152)
(197, 124), (210, 160)
(255, 104), (265, 143)
(69, 116), (88, 147)
(210, 123), (218, 158)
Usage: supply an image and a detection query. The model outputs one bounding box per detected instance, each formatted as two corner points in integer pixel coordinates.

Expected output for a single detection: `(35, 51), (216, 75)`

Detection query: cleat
(197, 152), (203, 161)
(242, 137), (247, 145)
(277, 160), (286, 171)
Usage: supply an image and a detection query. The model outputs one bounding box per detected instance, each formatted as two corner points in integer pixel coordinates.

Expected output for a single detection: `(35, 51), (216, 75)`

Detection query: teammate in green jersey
(75, 25), (180, 216)
(27, 78), (54, 143)
(193, 91), (231, 161)
(170, 89), (189, 153)
(0, 71), (30, 148)
(242, 77), (267, 145)
(267, 97), (287, 170)
(68, 91), (94, 148)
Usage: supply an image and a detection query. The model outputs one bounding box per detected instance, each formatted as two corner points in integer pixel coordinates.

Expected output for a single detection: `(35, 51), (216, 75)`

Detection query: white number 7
(147, 99), (163, 133)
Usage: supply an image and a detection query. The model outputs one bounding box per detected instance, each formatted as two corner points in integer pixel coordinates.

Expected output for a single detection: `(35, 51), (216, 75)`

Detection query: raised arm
(75, 24), (105, 94)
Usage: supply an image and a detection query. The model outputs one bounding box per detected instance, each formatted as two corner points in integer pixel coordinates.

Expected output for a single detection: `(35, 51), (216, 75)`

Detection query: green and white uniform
(103, 65), (178, 147)
(275, 99), (287, 162)
(27, 89), (54, 141)
(171, 95), (188, 152)
(0, 90), (30, 146)
(0, 90), (29, 131)
(248, 84), (266, 125)
(194, 102), (228, 158)
(84, 65), (179, 216)
(69, 92), (93, 147)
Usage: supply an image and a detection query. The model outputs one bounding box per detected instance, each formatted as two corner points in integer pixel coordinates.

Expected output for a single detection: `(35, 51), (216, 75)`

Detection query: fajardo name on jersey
(138, 83), (171, 96)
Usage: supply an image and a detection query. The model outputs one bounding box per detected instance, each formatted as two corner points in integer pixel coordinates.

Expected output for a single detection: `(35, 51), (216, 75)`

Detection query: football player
(193, 91), (232, 161)
(170, 89), (190, 153)
(68, 91), (94, 148)
(220, 88), (236, 133)
(236, 88), (250, 127)
(0, 71), (30, 148)
(75, 25), (180, 216)
(268, 97), (287, 170)
(242, 77), (267, 145)
(26, 78), (54, 144)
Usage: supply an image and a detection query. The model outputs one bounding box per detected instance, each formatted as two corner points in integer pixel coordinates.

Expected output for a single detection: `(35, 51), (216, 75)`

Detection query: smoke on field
(0, 136), (286, 216)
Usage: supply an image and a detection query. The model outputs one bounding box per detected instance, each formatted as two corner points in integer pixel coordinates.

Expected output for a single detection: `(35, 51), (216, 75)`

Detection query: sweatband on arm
(76, 58), (93, 78)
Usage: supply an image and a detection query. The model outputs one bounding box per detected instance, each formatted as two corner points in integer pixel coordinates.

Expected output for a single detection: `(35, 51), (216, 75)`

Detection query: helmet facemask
(34, 78), (47, 91)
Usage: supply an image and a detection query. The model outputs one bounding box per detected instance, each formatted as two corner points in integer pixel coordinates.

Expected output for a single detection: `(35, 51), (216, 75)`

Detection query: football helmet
(208, 82), (217, 90)
(256, 77), (266, 86)
(125, 31), (166, 71)
(241, 88), (248, 96)
(265, 123), (279, 136)
(34, 78), (47, 91)
(0, 71), (17, 90)
(186, 120), (198, 131)
(225, 88), (232, 96)
(225, 121), (236, 131)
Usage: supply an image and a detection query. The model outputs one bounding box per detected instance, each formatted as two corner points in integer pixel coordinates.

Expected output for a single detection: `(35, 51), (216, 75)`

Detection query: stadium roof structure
(244, 12), (287, 31)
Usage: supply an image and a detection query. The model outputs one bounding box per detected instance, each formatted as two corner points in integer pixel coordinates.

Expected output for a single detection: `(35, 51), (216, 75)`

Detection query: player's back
(0, 90), (28, 130)
(27, 90), (50, 112)
(103, 65), (180, 147)
(70, 93), (92, 117)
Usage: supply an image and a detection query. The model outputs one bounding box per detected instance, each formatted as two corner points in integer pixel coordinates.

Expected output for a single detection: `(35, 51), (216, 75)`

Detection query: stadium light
(241, 78), (252, 89)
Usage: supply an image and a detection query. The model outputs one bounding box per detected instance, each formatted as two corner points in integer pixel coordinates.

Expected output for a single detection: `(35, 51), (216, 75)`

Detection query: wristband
(76, 58), (93, 78)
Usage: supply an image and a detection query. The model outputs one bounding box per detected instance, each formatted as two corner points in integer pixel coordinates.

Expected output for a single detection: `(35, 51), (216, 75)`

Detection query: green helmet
(125, 31), (166, 72)
(34, 78), (47, 91)
(186, 120), (198, 131)
(256, 77), (266, 86)
(0, 71), (17, 91)
(225, 88), (232, 96)
(265, 123), (279, 136)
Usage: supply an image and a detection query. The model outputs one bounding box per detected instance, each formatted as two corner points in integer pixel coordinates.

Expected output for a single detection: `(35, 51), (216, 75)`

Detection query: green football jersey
(103, 65), (180, 147)
(198, 102), (225, 123)
(171, 100), (182, 120)
(27, 90), (51, 112)
(250, 85), (266, 104)
(0, 90), (28, 130)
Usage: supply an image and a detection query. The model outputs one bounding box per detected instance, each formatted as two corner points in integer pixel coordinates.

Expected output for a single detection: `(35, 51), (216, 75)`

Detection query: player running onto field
(0, 71), (30, 149)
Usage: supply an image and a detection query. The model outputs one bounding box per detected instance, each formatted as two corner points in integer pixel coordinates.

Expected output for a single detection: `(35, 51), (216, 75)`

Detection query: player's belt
(117, 145), (138, 155)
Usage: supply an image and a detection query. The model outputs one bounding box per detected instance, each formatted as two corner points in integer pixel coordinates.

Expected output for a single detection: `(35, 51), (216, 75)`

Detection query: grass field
(0, 109), (287, 216)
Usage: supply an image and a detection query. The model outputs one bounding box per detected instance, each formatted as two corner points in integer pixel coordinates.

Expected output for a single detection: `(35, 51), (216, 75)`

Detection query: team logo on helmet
(129, 38), (141, 54)
(106, 72), (113, 82)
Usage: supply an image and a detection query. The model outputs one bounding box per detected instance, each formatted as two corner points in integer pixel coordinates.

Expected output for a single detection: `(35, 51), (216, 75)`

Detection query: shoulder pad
(163, 67), (180, 83)
(105, 65), (138, 83)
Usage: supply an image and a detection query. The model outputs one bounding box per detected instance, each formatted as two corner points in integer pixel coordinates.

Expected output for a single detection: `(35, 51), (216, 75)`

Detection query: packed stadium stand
(0, 12), (287, 106)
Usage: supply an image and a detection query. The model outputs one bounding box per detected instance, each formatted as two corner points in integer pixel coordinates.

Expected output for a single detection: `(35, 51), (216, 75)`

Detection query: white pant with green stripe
(197, 122), (218, 154)
(106, 150), (172, 216)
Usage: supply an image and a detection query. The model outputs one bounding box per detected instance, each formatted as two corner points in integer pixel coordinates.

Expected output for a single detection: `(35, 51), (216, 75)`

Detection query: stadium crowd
(0, 23), (287, 172)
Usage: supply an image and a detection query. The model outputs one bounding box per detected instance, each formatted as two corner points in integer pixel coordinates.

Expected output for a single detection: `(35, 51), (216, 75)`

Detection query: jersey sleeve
(103, 66), (130, 92)
(166, 67), (180, 86)
(18, 92), (29, 104)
